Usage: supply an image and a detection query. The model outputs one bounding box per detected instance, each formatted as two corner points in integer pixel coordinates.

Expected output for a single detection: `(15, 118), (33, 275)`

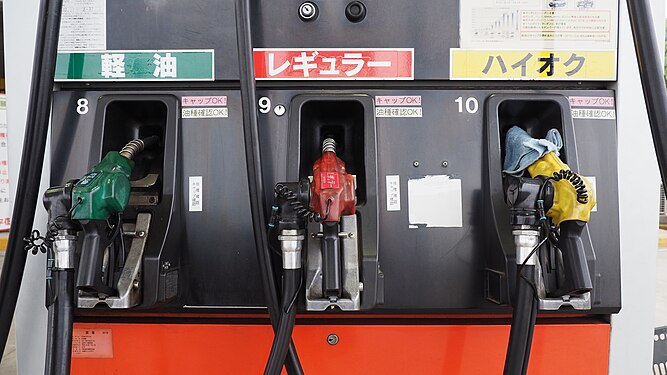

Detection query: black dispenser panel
(50, 89), (619, 314)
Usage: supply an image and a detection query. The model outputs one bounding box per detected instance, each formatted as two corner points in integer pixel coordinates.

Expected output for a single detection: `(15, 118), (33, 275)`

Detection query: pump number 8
(455, 97), (478, 114)
(76, 98), (89, 115)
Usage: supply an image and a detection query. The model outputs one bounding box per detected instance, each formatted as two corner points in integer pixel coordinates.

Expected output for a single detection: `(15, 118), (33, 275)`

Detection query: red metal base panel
(70, 322), (610, 374)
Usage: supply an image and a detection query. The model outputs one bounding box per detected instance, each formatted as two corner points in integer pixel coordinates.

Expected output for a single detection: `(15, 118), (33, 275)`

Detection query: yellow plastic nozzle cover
(527, 152), (596, 226)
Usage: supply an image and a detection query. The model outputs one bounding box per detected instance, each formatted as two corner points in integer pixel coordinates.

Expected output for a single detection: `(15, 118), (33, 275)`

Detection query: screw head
(327, 334), (339, 345)
(413, 161), (420, 168)
(442, 161), (448, 168)
(133, 280), (140, 289)
(299, 2), (318, 21)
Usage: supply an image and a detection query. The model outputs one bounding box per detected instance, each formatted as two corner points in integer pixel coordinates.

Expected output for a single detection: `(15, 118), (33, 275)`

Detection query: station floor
(0, 233), (667, 374)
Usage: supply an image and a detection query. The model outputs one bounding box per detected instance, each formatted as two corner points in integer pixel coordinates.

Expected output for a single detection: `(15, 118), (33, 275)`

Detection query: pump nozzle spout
(322, 138), (336, 154)
(119, 136), (159, 160)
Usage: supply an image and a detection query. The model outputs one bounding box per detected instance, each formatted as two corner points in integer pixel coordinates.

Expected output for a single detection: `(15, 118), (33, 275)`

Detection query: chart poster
(455, 0), (618, 80)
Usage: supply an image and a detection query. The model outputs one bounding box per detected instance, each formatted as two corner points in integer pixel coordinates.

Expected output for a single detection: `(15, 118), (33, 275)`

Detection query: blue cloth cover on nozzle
(502, 126), (563, 176)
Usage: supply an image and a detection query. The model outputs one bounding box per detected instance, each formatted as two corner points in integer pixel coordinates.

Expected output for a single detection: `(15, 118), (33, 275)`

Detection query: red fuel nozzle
(310, 138), (356, 222)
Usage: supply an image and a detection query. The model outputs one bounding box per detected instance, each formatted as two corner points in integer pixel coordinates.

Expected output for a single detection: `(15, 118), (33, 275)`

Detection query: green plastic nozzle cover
(71, 151), (135, 220)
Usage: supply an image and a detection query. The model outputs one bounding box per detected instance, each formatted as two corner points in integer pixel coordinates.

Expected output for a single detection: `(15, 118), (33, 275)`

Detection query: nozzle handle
(555, 220), (593, 296)
(76, 220), (116, 296)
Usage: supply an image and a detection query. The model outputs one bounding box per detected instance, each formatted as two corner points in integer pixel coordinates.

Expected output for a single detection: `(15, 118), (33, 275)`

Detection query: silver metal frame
(535, 265), (591, 310)
(305, 215), (361, 311)
(78, 213), (151, 309)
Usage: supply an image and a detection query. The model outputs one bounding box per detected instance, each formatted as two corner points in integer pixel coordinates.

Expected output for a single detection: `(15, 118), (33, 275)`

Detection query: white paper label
(585, 176), (598, 212)
(386, 175), (401, 211)
(58, 0), (107, 51)
(189, 176), (203, 212)
(571, 108), (616, 120)
(408, 175), (463, 228)
(568, 96), (615, 108)
(459, 0), (618, 51)
(375, 107), (422, 118)
(182, 107), (229, 119)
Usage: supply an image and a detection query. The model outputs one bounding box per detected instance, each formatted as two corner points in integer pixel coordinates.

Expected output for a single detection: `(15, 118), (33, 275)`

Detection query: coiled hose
(552, 169), (589, 204)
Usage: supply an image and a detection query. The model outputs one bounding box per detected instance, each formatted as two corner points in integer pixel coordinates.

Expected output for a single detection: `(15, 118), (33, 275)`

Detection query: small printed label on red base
(320, 172), (340, 189)
(72, 328), (113, 358)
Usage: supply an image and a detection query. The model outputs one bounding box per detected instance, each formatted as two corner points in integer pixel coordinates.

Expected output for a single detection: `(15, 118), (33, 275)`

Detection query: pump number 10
(455, 97), (478, 114)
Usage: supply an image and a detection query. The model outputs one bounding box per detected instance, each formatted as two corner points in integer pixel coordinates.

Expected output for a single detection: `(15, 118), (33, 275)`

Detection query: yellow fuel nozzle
(527, 152), (596, 226)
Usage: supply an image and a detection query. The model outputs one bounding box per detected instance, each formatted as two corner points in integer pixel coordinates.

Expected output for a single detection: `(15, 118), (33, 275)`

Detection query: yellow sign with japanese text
(450, 50), (616, 81)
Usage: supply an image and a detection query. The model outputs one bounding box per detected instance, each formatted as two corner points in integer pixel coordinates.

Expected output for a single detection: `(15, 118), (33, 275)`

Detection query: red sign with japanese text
(254, 49), (414, 80)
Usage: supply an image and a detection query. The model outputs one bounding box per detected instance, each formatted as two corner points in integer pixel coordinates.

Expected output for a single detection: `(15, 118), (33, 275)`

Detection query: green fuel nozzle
(71, 136), (158, 295)
(71, 137), (158, 220)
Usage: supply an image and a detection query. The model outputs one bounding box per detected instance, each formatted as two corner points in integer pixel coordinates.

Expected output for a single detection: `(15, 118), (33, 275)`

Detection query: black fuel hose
(44, 290), (56, 374)
(234, 0), (304, 373)
(264, 269), (301, 375)
(0, 0), (63, 359)
(503, 266), (538, 375)
(50, 270), (74, 375)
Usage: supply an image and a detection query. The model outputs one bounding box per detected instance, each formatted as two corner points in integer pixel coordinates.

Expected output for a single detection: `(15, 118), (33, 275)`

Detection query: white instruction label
(585, 176), (598, 212)
(376, 107), (422, 118)
(58, 0), (107, 51)
(408, 175), (463, 228)
(182, 107), (229, 119)
(568, 96), (615, 108)
(189, 176), (203, 212)
(386, 175), (401, 211)
(571, 108), (616, 120)
(459, 0), (618, 51)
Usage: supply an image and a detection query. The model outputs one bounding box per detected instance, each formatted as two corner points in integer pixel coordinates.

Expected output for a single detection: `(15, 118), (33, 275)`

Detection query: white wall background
(4, 0), (50, 374)
(609, 0), (664, 374)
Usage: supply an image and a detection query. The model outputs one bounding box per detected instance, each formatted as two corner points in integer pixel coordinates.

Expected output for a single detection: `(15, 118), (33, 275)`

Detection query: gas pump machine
(2, 0), (633, 373)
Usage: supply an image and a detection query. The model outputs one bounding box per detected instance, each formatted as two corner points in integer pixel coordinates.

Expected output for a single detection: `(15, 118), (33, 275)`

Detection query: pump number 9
(455, 97), (478, 114)
(258, 97), (271, 114)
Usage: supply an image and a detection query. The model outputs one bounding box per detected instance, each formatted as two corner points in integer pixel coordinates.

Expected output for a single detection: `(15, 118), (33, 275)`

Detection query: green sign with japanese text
(55, 50), (214, 81)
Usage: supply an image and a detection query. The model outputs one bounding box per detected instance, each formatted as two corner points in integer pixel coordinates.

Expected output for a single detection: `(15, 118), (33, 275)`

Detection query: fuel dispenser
(500, 126), (597, 374)
(0, 0), (643, 373)
(37, 138), (156, 374)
